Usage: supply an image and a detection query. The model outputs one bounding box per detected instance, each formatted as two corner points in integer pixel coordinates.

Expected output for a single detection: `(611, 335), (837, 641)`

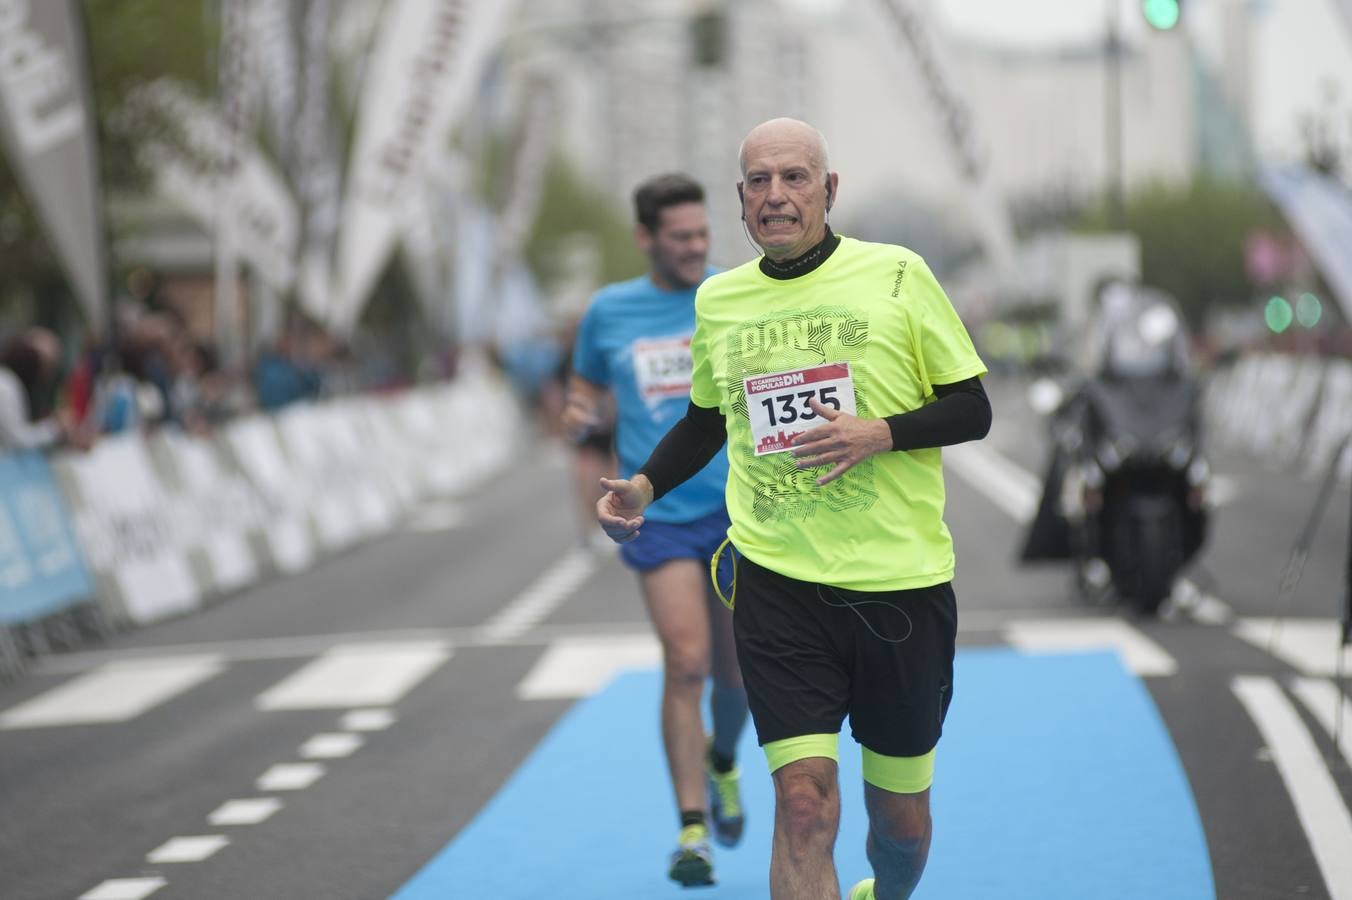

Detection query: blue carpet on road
(391, 649), (1214, 899)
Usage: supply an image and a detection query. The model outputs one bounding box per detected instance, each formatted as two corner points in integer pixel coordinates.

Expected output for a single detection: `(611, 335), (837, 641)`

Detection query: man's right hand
(596, 475), (653, 543)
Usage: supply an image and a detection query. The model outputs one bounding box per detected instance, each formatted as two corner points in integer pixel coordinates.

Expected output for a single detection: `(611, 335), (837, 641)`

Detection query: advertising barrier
(1, 373), (521, 674)
(0, 450), (92, 627)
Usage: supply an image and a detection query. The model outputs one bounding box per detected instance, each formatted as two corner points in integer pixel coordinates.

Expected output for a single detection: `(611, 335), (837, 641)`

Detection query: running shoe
(668, 823), (715, 887)
(705, 759), (745, 847)
(848, 877), (876, 900)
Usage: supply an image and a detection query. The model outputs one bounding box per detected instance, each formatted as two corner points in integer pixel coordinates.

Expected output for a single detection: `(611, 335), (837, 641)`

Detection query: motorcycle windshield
(1085, 377), (1198, 455)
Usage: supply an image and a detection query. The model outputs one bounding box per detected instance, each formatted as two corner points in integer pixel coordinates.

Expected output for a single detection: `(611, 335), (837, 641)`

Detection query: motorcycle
(1021, 286), (1210, 616)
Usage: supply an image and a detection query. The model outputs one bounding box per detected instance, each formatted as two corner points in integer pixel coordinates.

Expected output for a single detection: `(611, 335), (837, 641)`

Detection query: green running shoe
(705, 761), (745, 847)
(848, 877), (876, 900)
(668, 824), (715, 888)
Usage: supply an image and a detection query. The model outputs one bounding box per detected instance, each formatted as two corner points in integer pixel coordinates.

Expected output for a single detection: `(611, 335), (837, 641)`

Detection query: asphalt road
(1, 376), (1349, 900)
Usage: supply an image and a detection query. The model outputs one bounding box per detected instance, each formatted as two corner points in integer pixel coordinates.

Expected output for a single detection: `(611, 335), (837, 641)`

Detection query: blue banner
(0, 450), (93, 626)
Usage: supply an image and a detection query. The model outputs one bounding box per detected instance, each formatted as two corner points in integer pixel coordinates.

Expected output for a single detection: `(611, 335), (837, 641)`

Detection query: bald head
(736, 118), (837, 261)
(738, 118), (830, 178)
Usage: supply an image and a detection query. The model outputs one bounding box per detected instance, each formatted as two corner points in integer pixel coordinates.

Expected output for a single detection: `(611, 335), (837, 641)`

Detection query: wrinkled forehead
(739, 131), (827, 177)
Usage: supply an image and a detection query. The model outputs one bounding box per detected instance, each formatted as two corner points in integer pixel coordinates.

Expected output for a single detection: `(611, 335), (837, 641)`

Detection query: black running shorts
(732, 552), (957, 759)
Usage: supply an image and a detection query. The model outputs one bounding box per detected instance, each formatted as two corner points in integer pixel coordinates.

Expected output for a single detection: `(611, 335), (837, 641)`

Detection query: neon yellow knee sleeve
(763, 733), (839, 773)
(861, 746), (935, 794)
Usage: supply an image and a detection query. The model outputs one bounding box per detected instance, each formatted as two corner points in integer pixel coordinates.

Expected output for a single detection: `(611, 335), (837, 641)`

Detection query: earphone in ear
(824, 177), (833, 211)
(737, 183), (746, 220)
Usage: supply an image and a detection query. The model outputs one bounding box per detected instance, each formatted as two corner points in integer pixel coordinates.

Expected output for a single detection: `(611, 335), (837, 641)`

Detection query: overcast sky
(789, 0), (1352, 162)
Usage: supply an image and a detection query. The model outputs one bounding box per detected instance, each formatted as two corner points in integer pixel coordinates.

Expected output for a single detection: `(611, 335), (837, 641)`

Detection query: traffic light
(1141, 0), (1182, 30)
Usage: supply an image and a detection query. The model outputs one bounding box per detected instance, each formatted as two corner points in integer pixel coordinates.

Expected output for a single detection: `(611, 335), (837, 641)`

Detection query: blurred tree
(1076, 177), (1283, 327)
(522, 156), (644, 294)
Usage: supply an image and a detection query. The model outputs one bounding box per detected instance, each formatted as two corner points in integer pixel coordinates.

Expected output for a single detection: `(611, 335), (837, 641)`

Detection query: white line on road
(0, 656), (225, 729)
(146, 835), (230, 864)
(256, 762), (325, 791)
(1004, 618), (1178, 676)
(255, 641), (450, 710)
(1234, 619), (1352, 677)
(1290, 678), (1352, 768)
(340, 708), (397, 731)
(477, 547), (598, 644)
(1233, 676), (1352, 900)
(78, 878), (167, 900)
(517, 634), (661, 699)
(944, 442), (1039, 523)
(208, 798), (282, 826)
(300, 732), (365, 759)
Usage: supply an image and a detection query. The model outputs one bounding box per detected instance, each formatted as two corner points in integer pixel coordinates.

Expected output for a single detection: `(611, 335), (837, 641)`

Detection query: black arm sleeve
(636, 402), (727, 502)
(884, 376), (992, 451)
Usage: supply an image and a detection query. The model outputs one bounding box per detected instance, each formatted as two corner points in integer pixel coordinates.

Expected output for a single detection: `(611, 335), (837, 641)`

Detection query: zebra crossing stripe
(1233, 676), (1352, 900)
(0, 655), (225, 729)
(516, 634), (661, 699)
(255, 641), (450, 710)
(78, 878), (167, 900)
(1003, 618), (1177, 676)
(1290, 678), (1352, 768)
(1234, 618), (1352, 676)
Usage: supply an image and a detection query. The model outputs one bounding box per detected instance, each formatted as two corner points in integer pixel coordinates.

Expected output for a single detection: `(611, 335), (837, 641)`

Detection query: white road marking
(256, 762), (325, 791)
(0, 656), (225, 729)
(477, 548), (598, 644)
(1004, 618), (1178, 676)
(1234, 619), (1352, 676)
(1291, 678), (1352, 767)
(208, 798), (282, 826)
(300, 732), (364, 759)
(341, 708), (397, 731)
(517, 634), (661, 699)
(146, 835), (230, 864)
(944, 442), (1039, 523)
(255, 641), (450, 710)
(79, 878), (167, 900)
(1233, 676), (1352, 900)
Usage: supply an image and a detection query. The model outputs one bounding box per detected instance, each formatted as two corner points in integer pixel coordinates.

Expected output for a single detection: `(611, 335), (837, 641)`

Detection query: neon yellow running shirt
(689, 236), (986, 591)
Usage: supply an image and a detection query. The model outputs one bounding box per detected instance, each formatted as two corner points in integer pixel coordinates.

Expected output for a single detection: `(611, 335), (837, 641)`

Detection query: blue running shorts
(620, 507), (733, 590)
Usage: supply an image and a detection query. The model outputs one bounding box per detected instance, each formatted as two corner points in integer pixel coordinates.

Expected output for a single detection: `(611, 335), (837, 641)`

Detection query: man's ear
(736, 182), (745, 219)
(634, 222), (653, 252)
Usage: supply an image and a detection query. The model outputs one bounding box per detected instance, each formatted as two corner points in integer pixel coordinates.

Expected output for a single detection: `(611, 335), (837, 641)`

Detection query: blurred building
(815, 3), (1256, 218)
(503, 0), (812, 268)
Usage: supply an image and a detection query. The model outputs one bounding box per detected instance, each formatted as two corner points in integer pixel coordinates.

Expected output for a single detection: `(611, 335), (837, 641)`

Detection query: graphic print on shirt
(724, 305), (878, 522)
(630, 335), (693, 413)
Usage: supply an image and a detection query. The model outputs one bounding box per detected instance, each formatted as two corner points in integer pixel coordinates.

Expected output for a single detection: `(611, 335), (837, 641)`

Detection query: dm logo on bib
(726, 307), (879, 521)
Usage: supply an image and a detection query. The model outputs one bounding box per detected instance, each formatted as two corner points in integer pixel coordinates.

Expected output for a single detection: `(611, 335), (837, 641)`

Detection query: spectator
(0, 328), (94, 452)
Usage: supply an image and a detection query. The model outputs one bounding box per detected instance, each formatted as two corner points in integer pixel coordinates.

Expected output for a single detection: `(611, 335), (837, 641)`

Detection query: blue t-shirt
(572, 272), (728, 524)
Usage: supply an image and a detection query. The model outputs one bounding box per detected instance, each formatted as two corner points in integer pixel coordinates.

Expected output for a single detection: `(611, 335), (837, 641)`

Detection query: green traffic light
(1142, 0), (1181, 30)
(1265, 296), (1292, 333)
(1295, 293), (1322, 328)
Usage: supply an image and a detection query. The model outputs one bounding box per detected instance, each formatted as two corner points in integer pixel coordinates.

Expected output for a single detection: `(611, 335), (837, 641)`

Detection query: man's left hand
(790, 399), (892, 485)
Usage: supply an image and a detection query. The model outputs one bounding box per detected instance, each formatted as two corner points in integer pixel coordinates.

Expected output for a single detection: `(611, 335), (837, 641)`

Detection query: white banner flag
(0, 0), (109, 332)
(867, 0), (1019, 283)
(250, 0), (300, 155)
(332, 0), (516, 334)
(494, 78), (557, 263)
(127, 80), (299, 294)
(294, 0), (342, 323)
